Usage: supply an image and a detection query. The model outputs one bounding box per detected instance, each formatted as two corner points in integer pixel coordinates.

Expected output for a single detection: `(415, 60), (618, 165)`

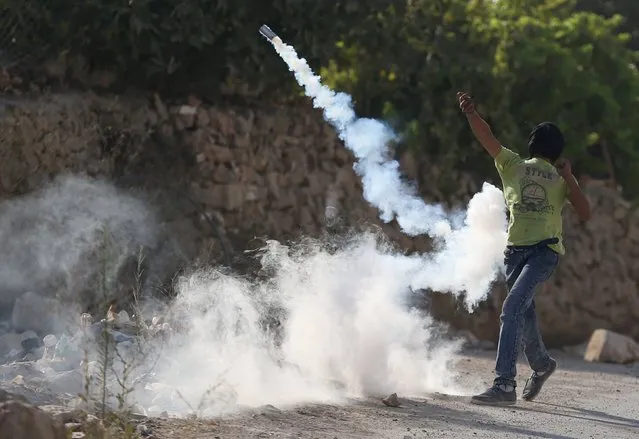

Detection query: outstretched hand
(457, 92), (475, 114)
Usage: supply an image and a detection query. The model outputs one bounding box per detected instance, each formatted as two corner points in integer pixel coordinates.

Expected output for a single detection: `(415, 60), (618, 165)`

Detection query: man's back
(494, 147), (569, 254)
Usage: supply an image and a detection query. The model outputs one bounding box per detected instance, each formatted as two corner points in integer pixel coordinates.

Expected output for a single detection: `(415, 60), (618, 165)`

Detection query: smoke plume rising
(268, 36), (508, 305)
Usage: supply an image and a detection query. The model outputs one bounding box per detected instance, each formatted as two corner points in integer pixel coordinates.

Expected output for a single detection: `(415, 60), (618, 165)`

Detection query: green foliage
(489, 7), (639, 193)
(576, 0), (639, 50)
(320, 0), (639, 196)
(2, 0), (639, 196)
(0, 0), (369, 95)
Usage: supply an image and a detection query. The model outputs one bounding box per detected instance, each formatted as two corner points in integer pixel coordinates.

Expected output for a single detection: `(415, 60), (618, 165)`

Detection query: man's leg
(521, 300), (552, 372)
(520, 250), (559, 400)
(470, 249), (524, 406)
(471, 247), (557, 406)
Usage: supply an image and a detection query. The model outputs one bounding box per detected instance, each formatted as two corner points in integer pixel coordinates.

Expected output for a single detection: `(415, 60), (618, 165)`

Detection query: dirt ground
(146, 348), (639, 439)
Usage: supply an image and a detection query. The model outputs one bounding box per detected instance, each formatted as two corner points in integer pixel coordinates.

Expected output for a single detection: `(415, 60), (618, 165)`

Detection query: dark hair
(528, 122), (564, 161)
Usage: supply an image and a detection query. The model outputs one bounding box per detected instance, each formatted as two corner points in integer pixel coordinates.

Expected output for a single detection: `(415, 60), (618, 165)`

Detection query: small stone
(211, 145), (234, 163)
(178, 105), (197, 116)
(116, 310), (130, 325)
(382, 393), (400, 408)
(65, 422), (82, 431)
(136, 423), (150, 436)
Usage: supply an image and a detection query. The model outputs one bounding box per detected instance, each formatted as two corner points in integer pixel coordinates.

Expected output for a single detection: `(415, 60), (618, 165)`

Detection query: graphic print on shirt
(514, 176), (554, 214)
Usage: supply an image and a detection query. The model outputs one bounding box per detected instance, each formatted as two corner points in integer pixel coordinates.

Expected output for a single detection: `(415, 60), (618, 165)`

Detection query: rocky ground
(3, 347), (632, 439)
(1, 292), (638, 439)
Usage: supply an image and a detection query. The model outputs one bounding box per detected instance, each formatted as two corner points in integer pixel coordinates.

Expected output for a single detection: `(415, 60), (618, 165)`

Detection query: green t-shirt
(494, 147), (569, 255)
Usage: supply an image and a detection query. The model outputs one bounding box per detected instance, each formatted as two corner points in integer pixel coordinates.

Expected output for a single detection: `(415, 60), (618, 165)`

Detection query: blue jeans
(494, 240), (559, 387)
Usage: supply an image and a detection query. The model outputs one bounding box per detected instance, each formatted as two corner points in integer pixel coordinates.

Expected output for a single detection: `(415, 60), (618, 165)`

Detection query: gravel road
(149, 348), (639, 439)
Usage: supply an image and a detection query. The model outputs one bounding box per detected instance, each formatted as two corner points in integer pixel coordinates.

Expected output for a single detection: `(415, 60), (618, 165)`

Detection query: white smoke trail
(268, 37), (508, 305)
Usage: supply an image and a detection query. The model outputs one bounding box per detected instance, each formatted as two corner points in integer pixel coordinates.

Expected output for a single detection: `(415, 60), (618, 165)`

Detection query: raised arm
(457, 92), (502, 158)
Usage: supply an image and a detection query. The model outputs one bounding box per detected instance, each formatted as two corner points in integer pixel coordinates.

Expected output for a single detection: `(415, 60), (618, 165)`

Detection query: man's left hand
(555, 158), (572, 178)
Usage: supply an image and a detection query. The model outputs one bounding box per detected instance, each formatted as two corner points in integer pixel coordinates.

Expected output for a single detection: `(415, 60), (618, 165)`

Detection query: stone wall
(0, 88), (637, 346)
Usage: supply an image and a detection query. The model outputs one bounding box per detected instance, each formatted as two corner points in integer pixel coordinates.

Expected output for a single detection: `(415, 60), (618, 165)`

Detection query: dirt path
(149, 349), (639, 439)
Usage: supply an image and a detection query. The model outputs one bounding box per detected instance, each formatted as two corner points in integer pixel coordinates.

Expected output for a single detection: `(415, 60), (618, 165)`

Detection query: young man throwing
(457, 92), (591, 405)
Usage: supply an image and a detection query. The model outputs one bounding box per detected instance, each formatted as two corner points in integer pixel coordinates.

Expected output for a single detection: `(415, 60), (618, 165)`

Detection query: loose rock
(584, 329), (639, 364)
(382, 393), (401, 408)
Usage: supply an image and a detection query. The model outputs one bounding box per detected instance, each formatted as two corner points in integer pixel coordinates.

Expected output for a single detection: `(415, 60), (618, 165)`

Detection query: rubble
(0, 305), (177, 420)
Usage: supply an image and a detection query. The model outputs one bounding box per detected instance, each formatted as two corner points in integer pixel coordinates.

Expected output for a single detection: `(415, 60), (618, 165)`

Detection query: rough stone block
(584, 329), (639, 364)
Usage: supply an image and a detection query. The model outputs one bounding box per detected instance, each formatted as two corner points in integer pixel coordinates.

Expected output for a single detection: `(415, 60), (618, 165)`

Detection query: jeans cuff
(494, 378), (516, 388)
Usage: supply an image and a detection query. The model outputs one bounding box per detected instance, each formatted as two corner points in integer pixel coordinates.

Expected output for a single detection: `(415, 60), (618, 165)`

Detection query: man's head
(528, 122), (564, 162)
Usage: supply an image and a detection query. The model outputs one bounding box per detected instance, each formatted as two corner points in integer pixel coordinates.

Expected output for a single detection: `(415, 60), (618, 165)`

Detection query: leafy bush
(0, 0), (369, 95)
(319, 0), (639, 196)
(2, 0), (639, 196)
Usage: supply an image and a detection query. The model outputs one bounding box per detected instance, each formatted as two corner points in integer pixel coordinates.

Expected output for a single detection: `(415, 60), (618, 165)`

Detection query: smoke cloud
(0, 175), (158, 314)
(128, 35), (508, 416)
(135, 235), (465, 417)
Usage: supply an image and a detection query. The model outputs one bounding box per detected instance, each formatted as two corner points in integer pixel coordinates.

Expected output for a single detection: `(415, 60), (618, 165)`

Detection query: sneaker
(470, 385), (516, 406)
(522, 359), (557, 401)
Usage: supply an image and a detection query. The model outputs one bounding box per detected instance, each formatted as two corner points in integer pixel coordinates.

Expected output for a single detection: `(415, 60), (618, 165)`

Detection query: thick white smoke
(135, 235), (466, 417)
(128, 36), (508, 416)
(0, 176), (158, 314)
